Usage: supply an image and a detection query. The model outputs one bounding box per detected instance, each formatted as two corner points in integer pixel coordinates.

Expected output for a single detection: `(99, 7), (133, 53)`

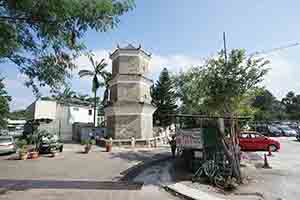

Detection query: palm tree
(75, 94), (89, 101)
(52, 87), (76, 102)
(78, 54), (108, 127)
(101, 71), (112, 106)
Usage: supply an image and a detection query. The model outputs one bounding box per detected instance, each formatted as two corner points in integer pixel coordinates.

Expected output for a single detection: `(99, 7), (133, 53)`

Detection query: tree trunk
(217, 118), (242, 183)
(94, 90), (97, 127)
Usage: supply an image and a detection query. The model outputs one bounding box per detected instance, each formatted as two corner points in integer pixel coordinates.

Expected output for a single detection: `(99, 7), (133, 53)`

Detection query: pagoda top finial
(109, 43), (151, 60)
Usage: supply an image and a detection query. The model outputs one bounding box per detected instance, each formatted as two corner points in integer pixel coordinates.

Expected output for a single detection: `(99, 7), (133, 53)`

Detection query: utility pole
(222, 31), (242, 182)
(223, 32), (228, 63)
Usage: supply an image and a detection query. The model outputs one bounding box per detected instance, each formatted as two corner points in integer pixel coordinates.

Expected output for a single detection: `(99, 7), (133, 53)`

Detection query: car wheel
(268, 144), (277, 152)
(59, 146), (63, 152)
(239, 145), (243, 151)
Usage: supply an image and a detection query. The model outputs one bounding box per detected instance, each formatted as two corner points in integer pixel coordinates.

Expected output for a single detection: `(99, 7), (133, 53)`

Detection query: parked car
(288, 123), (300, 134)
(277, 125), (297, 137)
(0, 136), (16, 154)
(39, 134), (63, 153)
(239, 131), (280, 152)
(252, 125), (282, 137)
(0, 129), (9, 136)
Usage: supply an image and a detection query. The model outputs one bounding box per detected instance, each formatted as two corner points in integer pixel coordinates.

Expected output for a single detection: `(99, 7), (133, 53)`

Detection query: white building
(7, 119), (27, 130)
(27, 99), (100, 141)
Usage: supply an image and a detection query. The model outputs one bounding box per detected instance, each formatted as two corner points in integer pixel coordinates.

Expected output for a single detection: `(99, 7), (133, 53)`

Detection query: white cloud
(70, 49), (112, 96)
(70, 48), (203, 98)
(75, 49), (111, 72)
(149, 54), (203, 77)
(73, 49), (112, 85)
(3, 79), (24, 90)
(74, 48), (203, 77)
(9, 47), (300, 110)
(3, 78), (35, 111)
(10, 97), (34, 111)
(262, 51), (300, 99)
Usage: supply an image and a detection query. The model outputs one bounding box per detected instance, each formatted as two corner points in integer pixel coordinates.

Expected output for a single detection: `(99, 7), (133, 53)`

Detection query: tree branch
(0, 15), (56, 24)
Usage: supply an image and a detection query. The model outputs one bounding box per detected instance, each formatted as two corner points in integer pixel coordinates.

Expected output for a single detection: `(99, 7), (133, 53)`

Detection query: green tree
(151, 68), (177, 127)
(78, 54), (108, 127)
(252, 89), (275, 110)
(51, 86), (76, 102)
(236, 87), (261, 118)
(201, 49), (269, 182)
(251, 89), (285, 121)
(8, 109), (31, 120)
(201, 49), (269, 115)
(0, 77), (11, 128)
(282, 91), (300, 120)
(75, 94), (89, 102)
(0, 0), (134, 94)
(174, 67), (206, 115)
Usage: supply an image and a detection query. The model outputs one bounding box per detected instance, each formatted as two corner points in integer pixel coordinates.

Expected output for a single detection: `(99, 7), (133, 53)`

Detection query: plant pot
(84, 145), (91, 153)
(106, 144), (112, 152)
(28, 151), (39, 159)
(19, 152), (28, 160)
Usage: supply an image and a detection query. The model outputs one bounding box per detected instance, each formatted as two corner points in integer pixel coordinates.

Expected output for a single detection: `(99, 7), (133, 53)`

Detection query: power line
(248, 42), (300, 57)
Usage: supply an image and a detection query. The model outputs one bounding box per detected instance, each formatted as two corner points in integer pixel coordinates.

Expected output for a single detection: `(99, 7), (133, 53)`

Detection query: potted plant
(16, 139), (28, 160)
(27, 129), (46, 159)
(106, 138), (113, 152)
(83, 139), (96, 153)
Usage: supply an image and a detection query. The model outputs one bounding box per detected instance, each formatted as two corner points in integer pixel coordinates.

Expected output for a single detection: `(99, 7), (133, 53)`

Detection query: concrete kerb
(119, 154), (172, 181)
(163, 183), (225, 200)
(0, 188), (8, 195)
(162, 184), (196, 200)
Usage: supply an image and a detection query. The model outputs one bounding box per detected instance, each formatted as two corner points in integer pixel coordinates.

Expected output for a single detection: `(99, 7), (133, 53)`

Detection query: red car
(239, 131), (280, 152)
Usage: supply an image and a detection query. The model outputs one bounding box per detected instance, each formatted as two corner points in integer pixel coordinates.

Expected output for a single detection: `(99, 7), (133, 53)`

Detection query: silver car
(278, 125), (297, 137)
(0, 136), (16, 154)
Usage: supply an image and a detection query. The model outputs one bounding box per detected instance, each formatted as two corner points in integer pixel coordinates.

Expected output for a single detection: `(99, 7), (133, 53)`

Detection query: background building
(27, 99), (100, 141)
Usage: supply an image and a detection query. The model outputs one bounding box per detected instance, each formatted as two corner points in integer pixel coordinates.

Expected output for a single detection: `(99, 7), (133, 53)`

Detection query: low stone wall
(97, 125), (176, 148)
(98, 135), (169, 148)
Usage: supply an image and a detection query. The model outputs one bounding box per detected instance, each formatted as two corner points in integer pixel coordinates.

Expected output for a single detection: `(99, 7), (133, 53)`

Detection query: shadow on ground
(0, 179), (143, 192)
(109, 150), (165, 162)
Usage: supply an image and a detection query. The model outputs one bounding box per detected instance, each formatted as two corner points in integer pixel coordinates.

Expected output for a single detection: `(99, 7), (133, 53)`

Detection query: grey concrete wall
(140, 115), (153, 139)
(112, 55), (148, 75)
(112, 57), (120, 77)
(106, 115), (142, 139)
(56, 104), (73, 141)
(110, 85), (118, 103)
(106, 116), (115, 138)
(105, 47), (155, 140)
(117, 83), (139, 102)
(26, 102), (36, 120)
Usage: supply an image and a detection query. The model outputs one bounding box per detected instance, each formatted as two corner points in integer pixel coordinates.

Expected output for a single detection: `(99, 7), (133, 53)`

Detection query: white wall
(29, 100), (98, 141)
(68, 106), (96, 124)
(35, 100), (57, 119)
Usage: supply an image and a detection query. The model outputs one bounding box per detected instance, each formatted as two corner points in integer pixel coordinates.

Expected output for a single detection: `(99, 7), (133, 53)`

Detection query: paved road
(0, 144), (175, 200)
(4, 139), (299, 200)
(239, 137), (300, 200)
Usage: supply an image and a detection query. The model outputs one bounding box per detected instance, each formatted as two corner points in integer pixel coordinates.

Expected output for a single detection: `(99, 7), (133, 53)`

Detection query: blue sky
(1, 0), (300, 110)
